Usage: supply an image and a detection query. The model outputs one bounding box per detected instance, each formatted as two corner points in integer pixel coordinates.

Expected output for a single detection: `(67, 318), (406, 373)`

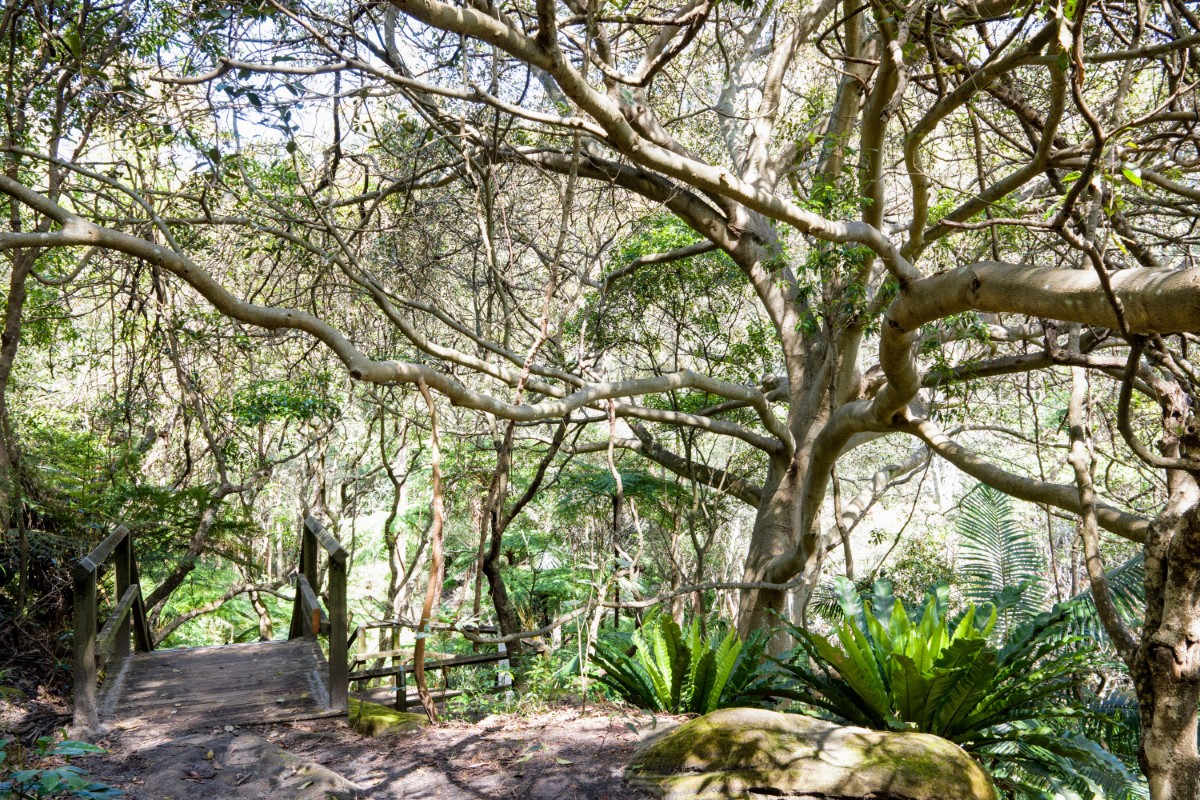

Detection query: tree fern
(957, 485), (1045, 636)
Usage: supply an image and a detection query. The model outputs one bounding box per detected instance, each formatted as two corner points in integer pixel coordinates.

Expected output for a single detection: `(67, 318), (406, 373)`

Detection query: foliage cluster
(762, 579), (1139, 799)
(590, 612), (766, 715)
(0, 738), (121, 799)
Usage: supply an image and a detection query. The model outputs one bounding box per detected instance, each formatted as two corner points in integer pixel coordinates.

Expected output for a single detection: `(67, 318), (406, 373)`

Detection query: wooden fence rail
(288, 515), (348, 712)
(73, 525), (154, 730)
(347, 621), (516, 713)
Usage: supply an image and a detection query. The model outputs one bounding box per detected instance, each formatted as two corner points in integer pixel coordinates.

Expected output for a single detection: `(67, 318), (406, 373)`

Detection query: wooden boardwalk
(74, 517), (349, 733)
(97, 638), (340, 730)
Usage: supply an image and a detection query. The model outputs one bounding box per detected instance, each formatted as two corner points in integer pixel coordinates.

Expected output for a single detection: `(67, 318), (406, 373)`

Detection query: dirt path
(86, 704), (668, 799)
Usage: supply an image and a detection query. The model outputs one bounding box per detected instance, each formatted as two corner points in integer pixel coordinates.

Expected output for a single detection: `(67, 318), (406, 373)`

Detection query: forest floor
(83, 703), (667, 799)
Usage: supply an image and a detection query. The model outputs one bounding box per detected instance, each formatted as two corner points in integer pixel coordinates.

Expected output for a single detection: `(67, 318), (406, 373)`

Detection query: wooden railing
(73, 525), (153, 730)
(288, 515), (348, 713)
(347, 621), (515, 712)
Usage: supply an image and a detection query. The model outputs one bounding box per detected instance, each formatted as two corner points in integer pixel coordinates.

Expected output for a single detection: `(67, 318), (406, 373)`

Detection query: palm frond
(1065, 554), (1145, 646)
(957, 484), (1045, 636)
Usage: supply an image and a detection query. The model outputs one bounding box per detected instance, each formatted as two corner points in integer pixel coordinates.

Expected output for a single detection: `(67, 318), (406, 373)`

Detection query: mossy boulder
(347, 698), (428, 737)
(628, 707), (997, 800)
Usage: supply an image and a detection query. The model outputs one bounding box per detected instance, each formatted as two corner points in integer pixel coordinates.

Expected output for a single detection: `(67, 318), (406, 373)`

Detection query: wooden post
(328, 553), (348, 712)
(301, 520), (318, 593)
(114, 532), (131, 662)
(288, 592), (302, 640)
(129, 555), (152, 652)
(289, 520), (318, 640)
(390, 625), (400, 705)
(396, 664), (407, 711)
(73, 567), (98, 731)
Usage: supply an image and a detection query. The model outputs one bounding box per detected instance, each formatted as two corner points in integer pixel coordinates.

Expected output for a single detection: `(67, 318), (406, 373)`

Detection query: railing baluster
(302, 519), (318, 594)
(72, 565), (98, 731)
(390, 625), (400, 704)
(73, 524), (154, 732)
(114, 530), (131, 662)
(289, 516), (350, 714)
(328, 552), (348, 712)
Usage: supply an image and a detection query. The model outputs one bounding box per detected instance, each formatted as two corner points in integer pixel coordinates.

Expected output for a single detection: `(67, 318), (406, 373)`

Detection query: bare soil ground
(0, 684), (71, 741)
(84, 703), (670, 799)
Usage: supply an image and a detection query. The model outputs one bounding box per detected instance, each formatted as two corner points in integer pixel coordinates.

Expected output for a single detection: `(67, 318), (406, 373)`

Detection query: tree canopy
(5, 0), (1200, 796)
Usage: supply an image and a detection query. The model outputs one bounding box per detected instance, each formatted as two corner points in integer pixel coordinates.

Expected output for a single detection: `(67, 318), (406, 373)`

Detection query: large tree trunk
(1136, 484), (1200, 799)
(479, 420), (565, 653)
(480, 426), (526, 651)
(735, 353), (840, 642)
(723, 214), (855, 642)
(736, 463), (797, 638)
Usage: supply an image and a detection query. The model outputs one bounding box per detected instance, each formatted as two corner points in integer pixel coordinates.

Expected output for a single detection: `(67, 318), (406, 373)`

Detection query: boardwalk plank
(99, 638), (339, 729)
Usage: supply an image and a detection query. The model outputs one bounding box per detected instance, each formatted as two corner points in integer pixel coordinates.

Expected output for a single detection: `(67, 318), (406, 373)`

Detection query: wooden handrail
(305, 515), (348, 562)
(348, 649), (518, 681)
(349, 647), (520, 712)
(75, 525), (130, 577)
(288, 515), (348, 713)
(73, 525), (153, 731)
(96, 585), (140, 668)
(351, 646), (428, 664)
(354, 619), (498, 634)
(347, 618), (518, 713)
(295, 574), (330, 636)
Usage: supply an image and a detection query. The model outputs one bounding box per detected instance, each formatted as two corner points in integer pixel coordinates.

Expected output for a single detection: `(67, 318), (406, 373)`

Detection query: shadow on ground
(86, 705), (659, 800)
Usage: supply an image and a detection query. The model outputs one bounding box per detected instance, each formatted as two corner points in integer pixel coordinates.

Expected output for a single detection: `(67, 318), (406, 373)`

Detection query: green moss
(630, 708), (998, 800)
(347, 698), (428, 737)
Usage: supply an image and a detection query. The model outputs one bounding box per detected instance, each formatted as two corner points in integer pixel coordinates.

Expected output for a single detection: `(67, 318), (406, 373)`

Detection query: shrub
(0, 737), (122, 799)
(591, 613), (765, 714)
(759, 579), (1138, 799)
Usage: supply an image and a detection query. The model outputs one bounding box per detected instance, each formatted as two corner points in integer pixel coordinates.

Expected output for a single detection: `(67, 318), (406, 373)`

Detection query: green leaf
(832, 575), (864, 622)
(705, 628), (743, 713)
(63, 31), (82, 58)
(634, 626), (673, 710)
(827, 624), (893, 720)
(52, 740), (106, 757)
(957, 485), (1045, 637)
(889, 652), (930, 722)
(689, 649), (717, 714)
(930, 650), (999, 738)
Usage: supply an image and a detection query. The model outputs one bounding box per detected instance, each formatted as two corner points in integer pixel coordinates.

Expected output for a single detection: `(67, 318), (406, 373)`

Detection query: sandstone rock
(347, 698), (428, 737)
(628, 707), (997, 800)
